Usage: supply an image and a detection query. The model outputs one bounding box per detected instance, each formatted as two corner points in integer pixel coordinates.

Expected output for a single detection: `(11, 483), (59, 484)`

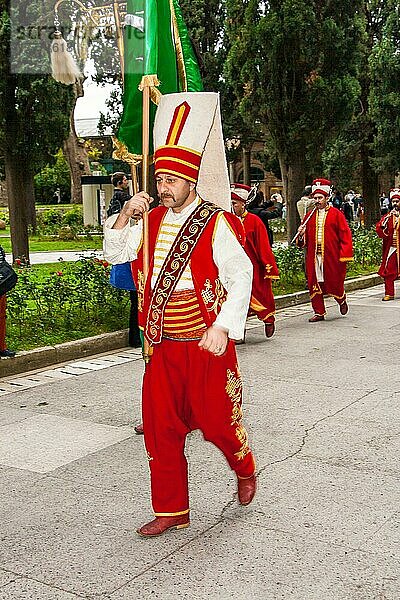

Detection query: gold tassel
(139, 74), (162, 105)
(50, 32), (81, 85)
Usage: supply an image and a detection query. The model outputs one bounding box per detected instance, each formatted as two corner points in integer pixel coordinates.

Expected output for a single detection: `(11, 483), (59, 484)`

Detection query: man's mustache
(161, 193), (176, 202)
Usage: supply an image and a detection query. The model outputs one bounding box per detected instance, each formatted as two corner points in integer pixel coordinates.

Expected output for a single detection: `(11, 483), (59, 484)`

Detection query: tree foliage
(34, 149), (71, 204)
(224, 0), (365, 239)
(0, 0), (74, 259)
(369, 2), (400, 174)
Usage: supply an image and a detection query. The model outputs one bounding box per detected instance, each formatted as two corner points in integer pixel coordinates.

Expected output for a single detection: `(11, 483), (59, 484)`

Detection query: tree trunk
(242, 146), (251, 186)
(24, 174), (37, 233)
(279, 154), (305, 242)
(5, 153), (30, 263)
(3, 71), (30, 263)
(63, 83), (91, 204)
(361, 142), (380, 229)
(229, 161), (236, 183)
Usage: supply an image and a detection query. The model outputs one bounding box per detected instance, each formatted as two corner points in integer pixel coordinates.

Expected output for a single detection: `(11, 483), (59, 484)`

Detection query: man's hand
(198, 325), (228, 356)
(297, 223), (306, 237)
(112, 192), (152, 229)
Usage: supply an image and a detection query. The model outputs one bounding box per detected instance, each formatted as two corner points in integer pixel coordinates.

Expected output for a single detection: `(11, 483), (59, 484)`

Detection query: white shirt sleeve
(212, 214), (253, 339)
(103, 214), (143, 264)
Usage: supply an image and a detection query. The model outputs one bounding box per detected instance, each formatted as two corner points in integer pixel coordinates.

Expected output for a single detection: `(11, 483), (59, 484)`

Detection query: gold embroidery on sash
(146, 203), (221, 343)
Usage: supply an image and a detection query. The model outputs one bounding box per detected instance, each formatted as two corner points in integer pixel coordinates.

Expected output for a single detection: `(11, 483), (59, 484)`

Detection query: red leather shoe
(137, 514), (190, 537)
(308, 314), (325, 323)
(339, 300), (349, 315)
(237, 474), (257, 506)
(264, 322), (275, 338)
(134, 423), (144, 435)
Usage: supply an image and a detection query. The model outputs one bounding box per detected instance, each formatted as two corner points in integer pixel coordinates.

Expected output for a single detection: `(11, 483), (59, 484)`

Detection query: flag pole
(140, 75), (156, 363)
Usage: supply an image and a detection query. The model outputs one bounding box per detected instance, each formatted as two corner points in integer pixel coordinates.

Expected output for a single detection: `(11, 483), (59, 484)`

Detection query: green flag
(116, 0), (203, 159)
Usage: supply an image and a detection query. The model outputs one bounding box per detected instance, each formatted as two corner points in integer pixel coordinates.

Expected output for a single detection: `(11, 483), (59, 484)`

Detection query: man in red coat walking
(296, 178), (353, 322)
(104, 93), (257, 538)
(231, 184), (279, 338)
(376, 188), (400, 301)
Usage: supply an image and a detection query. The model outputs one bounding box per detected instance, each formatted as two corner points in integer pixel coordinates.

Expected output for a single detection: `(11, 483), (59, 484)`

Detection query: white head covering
(153, 92), (230, 210)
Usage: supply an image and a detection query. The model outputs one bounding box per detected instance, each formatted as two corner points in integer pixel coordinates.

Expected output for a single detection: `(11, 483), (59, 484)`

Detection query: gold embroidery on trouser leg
(234, 425), (250, 460)
(226, 369), (250, 460)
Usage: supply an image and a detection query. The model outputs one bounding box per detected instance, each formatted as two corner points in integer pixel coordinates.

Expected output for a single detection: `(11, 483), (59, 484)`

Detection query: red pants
(382, 253), (398, 297)
(311, 284), (346, 316)
(251, 300), (275, 324)
(250, 281), (275, 324)
(384, 276), (397, 297)
(142, 338), (256, 516)
(0, 295), (6, 350)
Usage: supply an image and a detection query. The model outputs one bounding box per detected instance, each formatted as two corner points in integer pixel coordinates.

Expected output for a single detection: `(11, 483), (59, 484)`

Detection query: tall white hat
(153, 92), (230, 210)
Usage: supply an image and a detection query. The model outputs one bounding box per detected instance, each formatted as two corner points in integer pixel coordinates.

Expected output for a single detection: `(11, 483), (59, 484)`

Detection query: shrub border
(0, 273), (383, 379)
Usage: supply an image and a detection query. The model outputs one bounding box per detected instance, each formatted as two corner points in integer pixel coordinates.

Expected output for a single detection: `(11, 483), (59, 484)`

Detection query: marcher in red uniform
(376, 188), (400, 301)
(231, 184), (279, 338)
(104, 93), (256, 538)
(296, 178), (353, 322)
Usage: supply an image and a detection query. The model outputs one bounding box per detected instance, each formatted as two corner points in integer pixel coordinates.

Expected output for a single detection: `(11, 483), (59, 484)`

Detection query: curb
(0, 330), (129, 379)
(0, 273), (383, 379)
(274, 273), (382, 310)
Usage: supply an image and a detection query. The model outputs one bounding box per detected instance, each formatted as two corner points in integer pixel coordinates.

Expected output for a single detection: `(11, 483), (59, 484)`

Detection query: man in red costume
(296, 178), (353, 322)
(104, 93), (256, 537)
(376, 188), (400, 301)
(231, 184), (279, 338)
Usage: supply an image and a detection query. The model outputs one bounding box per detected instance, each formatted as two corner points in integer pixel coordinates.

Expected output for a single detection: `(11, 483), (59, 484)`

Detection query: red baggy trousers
(311, 284), (346, 316)
(142, 338), (256, 516)
(383, 253), (399, 297)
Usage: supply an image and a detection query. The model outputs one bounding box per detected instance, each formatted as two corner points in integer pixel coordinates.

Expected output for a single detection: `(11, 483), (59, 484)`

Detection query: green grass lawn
(7, 261), (130, 351)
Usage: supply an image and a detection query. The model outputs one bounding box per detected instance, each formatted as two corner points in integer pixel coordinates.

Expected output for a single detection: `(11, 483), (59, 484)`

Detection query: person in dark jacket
(247, 191), (283, 245)
(107, 172), (141, 349)
(107, 172), (132, 217)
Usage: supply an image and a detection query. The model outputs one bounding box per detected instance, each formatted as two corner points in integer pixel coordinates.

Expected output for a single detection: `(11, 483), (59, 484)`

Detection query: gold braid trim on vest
(145, 202), (222, 344)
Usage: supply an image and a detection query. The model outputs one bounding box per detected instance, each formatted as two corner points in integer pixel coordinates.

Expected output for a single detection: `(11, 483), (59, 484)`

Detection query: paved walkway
(0, 284), (399, 599)
(5, 250), (103, 265)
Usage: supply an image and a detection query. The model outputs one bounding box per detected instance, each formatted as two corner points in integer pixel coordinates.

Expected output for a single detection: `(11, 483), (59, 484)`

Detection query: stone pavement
(4, 250), (103, 265)
(0, 284), (399, 600)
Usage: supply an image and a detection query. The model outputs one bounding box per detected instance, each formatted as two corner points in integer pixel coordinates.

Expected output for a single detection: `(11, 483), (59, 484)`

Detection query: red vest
(131, 203), (244, 343)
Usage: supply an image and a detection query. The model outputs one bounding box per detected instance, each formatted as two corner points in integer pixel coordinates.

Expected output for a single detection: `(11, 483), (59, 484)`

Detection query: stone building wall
(229, 141), (283, 201)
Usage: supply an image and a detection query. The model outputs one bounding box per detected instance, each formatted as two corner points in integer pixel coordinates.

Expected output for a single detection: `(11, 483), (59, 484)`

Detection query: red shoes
(138, 474), (257, 537)
(134, 423), (144, 435)
(137, 514), (190, 537)
(237, 474), (257, 506)
(308, 314), (325, 323)
(339, 300), (349, 315)
(264, 322), (275, 338)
